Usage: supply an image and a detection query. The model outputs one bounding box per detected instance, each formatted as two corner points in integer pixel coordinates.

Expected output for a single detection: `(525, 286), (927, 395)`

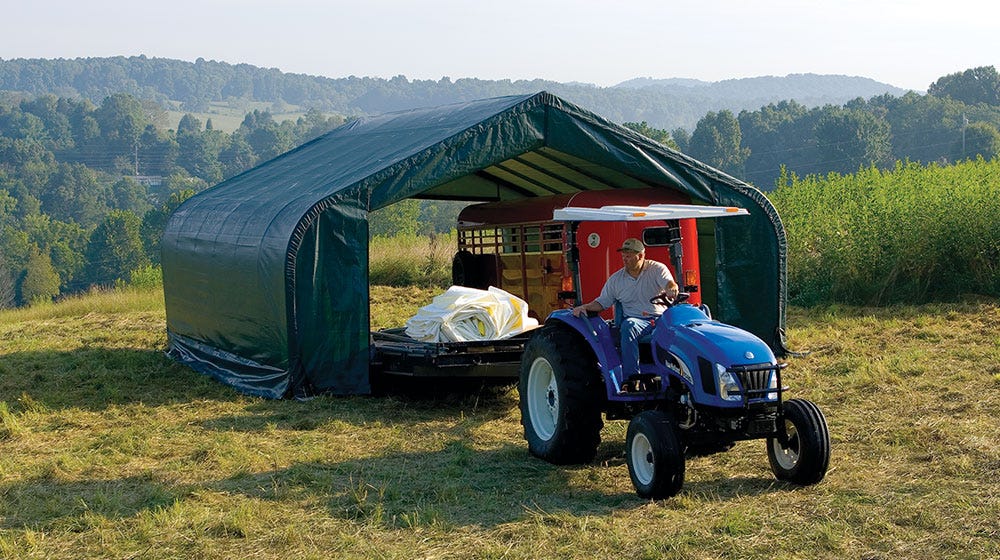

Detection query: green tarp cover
(162, 92), (787, 399)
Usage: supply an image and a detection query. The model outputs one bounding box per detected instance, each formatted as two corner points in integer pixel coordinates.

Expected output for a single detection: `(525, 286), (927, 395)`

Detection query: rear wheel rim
(527, 357), (558, 441)
(771, 419), (801, 470)
(631, 432), (655, 485)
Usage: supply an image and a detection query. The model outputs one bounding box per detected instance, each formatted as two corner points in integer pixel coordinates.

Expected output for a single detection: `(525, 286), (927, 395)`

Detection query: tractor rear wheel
(767, 398), (830, 485)
(451, 250), (481, 288)
(626, 410), (685, 499)
(519, 324), (604, 464)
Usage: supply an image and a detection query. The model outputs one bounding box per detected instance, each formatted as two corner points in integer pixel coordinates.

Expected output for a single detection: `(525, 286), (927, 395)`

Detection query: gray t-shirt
(595, 259), (674, 319)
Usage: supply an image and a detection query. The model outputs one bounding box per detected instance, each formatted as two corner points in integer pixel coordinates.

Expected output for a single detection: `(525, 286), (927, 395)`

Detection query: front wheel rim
(527, 357), (558, 441)
(631, 432), (655, 485)
(771, 419), (801, 470)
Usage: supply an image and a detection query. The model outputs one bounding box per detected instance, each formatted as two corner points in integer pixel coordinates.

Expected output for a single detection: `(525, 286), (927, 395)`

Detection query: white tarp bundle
(404, 286), (539, 343)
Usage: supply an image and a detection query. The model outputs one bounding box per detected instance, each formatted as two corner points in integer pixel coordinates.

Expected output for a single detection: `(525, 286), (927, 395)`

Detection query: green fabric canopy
(162, 92), (787, 399)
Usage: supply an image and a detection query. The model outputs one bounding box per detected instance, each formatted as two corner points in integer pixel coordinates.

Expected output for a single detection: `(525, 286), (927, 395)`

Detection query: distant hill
(713, 73), (911, 98)
(615, 77), (714, 88)
(616, 73), (912, 98)
(0, 56), (910, 130)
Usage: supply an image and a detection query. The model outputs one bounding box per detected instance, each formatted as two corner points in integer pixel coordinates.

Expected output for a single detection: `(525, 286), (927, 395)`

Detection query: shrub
(770, 158), (1000, 305)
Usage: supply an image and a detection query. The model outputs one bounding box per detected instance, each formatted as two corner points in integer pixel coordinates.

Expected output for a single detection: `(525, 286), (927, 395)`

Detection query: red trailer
(452, 188), (709, 321)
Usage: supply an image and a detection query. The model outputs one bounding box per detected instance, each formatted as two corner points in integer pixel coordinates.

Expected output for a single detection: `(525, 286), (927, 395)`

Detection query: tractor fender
(544, 310), (622, 377)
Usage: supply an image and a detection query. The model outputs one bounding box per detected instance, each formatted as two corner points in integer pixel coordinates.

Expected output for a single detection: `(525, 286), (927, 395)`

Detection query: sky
(1, 0), (996, 92)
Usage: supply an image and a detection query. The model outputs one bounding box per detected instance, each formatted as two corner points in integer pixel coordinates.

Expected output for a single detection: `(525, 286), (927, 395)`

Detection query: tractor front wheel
(519, 325), (603, 465)
(767, 398), (830, 485)
(626, 410), (685, 499)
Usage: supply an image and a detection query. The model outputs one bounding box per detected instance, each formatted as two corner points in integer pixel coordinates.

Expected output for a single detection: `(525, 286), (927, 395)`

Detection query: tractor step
(618, 374), (661, 394)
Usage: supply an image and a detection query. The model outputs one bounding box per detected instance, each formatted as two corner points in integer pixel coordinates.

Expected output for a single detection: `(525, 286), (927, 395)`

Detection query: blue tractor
(518, 204), (830, 498)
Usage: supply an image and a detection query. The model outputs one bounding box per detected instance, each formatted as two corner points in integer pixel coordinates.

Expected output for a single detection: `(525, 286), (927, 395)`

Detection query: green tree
(871, 91), (964, 164)
(0, 188), (16, 228)
(416, 200), (470, 235)
(94, 93), (148, 173)
(739, 100), (812, 188)
(0, 261), (14, 308)
(177, 128), (225, 184)
(139, 123), (178, 177)
(219, 133), (256, 179)
(108, 177), (152, 216)
(0, 135), (56, 169)
(177, 113), (202, 135)
(0, 225), (31, 279)
(296, 108), (343, 143)
(238, 110), (292, 161)
(813, 106), (892, 174)
(141, 189), (195, 264)
(0, 109), (47, 143)
(19, 212), (87, 293)
(20, 245), (60, 304)
(71, 114), (102, 168)
(20, 94), (75, 152)
(622, 121), (679, 149)
(929, 66), (1000, 106)
(161, 173), (208, 196)
(38, 162), (107, 229)
(370, 199), (420, 237)
(82, 210), (150, 287)
(953, 121), (1000, 161)
(671, 128), (691, 153)
(0, 245), (15, 308)
(688, 110), (750, 177)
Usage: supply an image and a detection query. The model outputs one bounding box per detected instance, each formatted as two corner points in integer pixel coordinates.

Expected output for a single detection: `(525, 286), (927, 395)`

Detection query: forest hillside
(1, 59), (999, 309)
(0, 56), (909, 130)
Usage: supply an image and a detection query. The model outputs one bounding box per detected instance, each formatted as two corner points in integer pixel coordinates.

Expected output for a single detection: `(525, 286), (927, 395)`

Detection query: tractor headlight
(715, 364), (743, 402)
(767, 370), (778, 401)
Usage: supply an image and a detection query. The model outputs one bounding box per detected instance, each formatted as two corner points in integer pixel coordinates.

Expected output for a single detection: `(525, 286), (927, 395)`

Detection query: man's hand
(656, 282), (680, 301)
(572, 302), (601, 317)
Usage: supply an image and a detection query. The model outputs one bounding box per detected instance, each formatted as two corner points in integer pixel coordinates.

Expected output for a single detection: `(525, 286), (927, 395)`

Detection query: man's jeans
(621, 316), (656, 377)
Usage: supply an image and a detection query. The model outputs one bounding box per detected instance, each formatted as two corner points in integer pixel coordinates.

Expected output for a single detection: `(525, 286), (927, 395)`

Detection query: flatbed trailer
(370, 328), (532, 378)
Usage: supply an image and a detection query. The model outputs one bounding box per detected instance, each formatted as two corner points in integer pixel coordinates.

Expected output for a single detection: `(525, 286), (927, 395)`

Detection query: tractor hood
(665, 308), (776, 367)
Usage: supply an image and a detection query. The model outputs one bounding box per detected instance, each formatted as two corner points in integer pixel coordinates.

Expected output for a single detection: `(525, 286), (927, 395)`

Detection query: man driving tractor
(571, 237), (679, 379)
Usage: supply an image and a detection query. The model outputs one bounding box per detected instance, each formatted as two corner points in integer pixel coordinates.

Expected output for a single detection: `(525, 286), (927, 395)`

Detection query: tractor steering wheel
(650, 292), (690, 307)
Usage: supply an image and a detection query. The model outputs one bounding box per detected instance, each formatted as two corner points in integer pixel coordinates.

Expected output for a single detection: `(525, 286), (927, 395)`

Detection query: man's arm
(574, 274), (616, 317)
(571, 300), (605, 318)
(654, 279), (680, 300)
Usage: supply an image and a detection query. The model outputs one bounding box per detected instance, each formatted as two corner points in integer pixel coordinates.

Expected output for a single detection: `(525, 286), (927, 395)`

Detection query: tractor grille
(730, 362), (785, 399)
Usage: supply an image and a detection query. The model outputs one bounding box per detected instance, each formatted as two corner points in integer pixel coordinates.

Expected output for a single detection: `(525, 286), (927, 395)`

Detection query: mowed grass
(1, 288), (998, 559)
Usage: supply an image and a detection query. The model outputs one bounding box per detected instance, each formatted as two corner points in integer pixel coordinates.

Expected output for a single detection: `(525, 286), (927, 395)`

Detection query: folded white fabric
(404, 286), (539, 342)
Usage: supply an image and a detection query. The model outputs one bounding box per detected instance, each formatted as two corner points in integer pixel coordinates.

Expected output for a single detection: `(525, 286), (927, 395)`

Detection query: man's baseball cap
(617, 238), (645, 253)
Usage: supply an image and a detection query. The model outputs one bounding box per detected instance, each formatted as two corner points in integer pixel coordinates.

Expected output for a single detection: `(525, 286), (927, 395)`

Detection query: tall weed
(369, 232), (455, 288)
(771, 158), (1000, 305)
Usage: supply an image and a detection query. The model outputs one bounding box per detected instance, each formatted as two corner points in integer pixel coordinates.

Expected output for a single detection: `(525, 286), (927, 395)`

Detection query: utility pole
(962, 114), (969, 159)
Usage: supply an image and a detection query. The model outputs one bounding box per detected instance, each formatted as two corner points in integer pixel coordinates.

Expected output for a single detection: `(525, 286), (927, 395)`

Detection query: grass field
(164, 100), (317, 133)
(1, 288), (998, 559)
